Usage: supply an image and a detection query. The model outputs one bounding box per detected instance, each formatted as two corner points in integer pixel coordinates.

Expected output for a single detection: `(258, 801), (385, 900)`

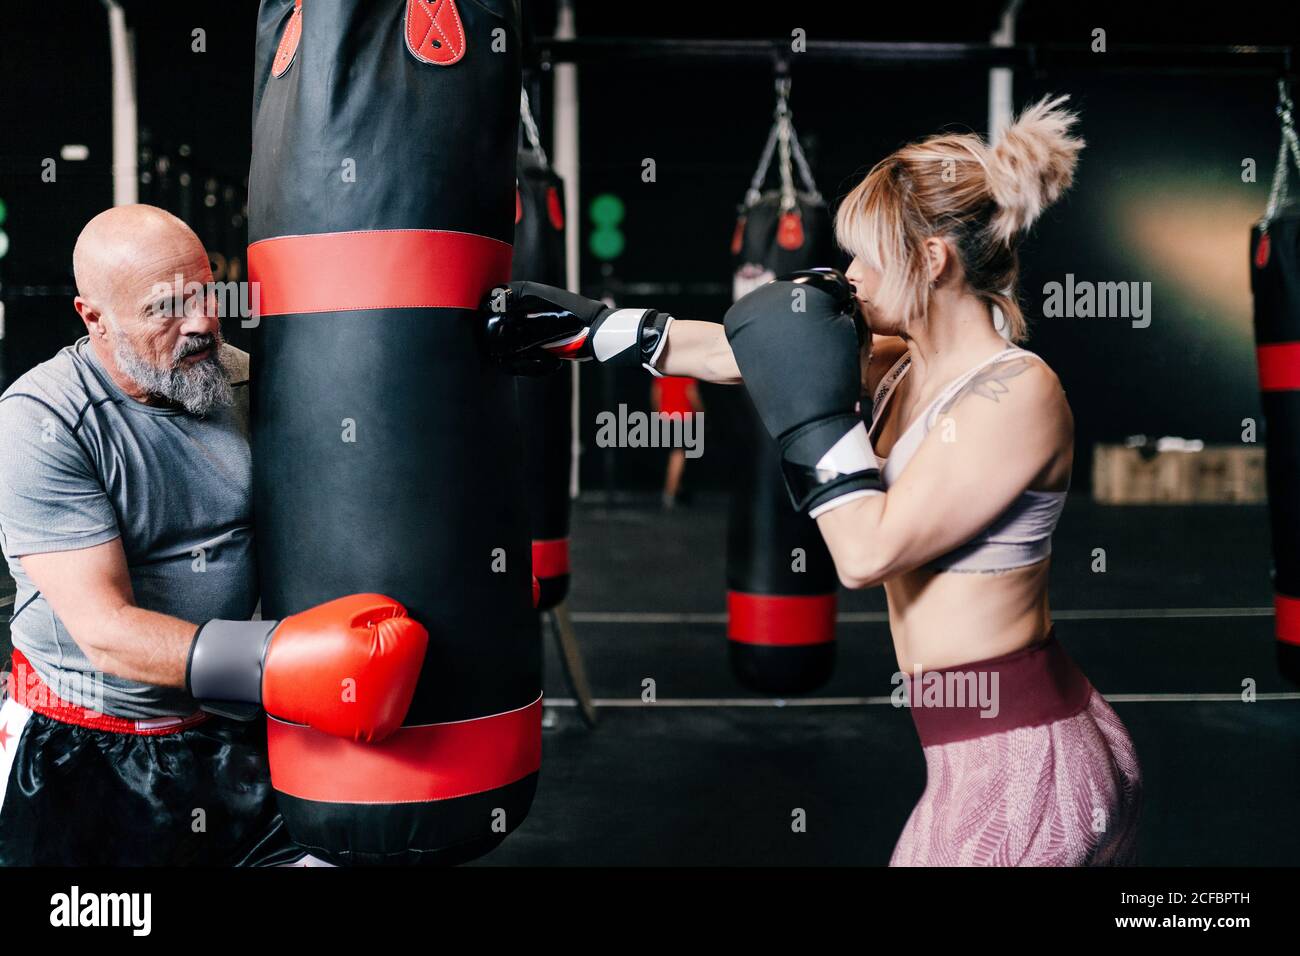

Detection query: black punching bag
(726, 389), (840, 693)
(1251, 204), (1300, 684)
(731, 195), (832, 294)
(247, 0), (540, 865)
(513, 148), (572, 610)
(725, 100), (839, 694)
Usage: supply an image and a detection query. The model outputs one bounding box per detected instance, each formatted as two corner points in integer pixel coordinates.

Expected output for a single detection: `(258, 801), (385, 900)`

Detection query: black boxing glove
(724, 268), (883, 516)
(482, 282), (673, 376)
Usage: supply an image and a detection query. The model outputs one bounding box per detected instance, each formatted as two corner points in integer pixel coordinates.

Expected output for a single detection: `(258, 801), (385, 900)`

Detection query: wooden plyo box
(1092, 444), (1267, 504)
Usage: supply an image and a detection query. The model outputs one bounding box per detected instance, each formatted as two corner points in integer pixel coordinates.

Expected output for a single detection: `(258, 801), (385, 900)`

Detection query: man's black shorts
(0, 687), (305, 866)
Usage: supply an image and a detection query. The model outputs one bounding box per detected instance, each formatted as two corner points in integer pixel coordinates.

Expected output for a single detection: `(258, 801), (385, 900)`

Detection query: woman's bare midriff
(885, 557), (1053, 673)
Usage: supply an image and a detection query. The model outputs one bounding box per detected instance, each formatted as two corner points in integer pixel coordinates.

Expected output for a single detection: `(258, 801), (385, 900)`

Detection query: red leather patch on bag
(1256, 231), (1271, 269)
(777, 210), (804, 251)
(730, 216), (746, 256)
(272, 0), (302, 78)
(546, 187), (565, 231)
(405, 0), (466, 66)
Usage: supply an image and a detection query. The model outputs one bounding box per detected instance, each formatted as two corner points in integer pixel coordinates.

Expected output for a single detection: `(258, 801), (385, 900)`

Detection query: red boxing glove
(187, 593), (428, 743)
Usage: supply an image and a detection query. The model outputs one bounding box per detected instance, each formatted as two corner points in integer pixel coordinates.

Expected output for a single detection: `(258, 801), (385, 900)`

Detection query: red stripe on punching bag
(249, 230), (512, 317)
(1256, 343), (1300, 391)
(268, 695), (544, 803)
(727, 592), (836, 647)
(546, 187), (564, 231)
(531, 538), (570, 578)
(1276, 593), (1300, 646)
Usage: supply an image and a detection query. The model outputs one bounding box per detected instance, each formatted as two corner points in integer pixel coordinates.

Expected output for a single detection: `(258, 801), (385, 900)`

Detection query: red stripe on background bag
(531, 538), (570, 578)
(727, 592), (836, 647)
(1256, 343), (1300, 391)
(1275, 593), (1300, 647)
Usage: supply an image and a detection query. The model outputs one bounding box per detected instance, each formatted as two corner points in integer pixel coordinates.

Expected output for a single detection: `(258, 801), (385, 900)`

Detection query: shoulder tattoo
(937, 357), (1034, 416)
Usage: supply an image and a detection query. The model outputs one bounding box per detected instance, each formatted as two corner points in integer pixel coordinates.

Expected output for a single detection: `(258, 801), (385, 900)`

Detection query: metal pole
(103, 0), (138, 206)
(530, 36), (1295, 77)
(988, 0), (1023, 143)
(553, 0), (583, 500)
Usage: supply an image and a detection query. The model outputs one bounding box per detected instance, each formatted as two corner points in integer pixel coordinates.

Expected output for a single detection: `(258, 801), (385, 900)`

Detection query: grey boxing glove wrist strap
(186, 618), (279, 719)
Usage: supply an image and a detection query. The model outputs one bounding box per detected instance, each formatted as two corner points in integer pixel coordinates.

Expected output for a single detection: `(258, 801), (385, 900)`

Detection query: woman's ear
(923, 237), (952, 286)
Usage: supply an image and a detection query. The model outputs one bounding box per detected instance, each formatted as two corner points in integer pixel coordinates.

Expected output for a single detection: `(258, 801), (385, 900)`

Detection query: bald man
(0, 206), (318, 865)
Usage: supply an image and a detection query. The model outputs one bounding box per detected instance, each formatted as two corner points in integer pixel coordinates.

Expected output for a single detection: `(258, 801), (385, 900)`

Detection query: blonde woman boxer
(724, 96), (1141, 866)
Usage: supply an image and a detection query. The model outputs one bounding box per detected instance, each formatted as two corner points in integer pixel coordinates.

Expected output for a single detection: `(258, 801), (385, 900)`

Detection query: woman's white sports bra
(868, 347), (1067, 573)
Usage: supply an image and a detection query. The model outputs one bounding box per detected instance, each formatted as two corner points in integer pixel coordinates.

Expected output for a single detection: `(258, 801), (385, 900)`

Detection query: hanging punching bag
(1250, 87), (1300, 687)
(725, 82), (840, 694)
(246, 0), (540, 865)
(1252, 204), (1300, 684)
(731, 197), (833, 300)
(513, 138), (572, 611)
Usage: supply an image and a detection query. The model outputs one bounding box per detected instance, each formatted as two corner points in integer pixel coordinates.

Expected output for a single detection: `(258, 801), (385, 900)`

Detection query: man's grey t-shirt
(0, 337), (256, 717)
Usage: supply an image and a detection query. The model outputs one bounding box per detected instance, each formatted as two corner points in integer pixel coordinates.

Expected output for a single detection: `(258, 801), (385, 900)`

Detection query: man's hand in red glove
(186, 593), (428, 743)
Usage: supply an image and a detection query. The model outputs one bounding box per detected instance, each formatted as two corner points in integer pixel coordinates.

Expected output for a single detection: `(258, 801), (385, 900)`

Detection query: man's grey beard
(112, 329), (233, 416)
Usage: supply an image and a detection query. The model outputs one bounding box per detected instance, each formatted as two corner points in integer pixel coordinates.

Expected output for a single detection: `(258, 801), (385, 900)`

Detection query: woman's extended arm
(485, 282), (740, 383)
(657, 320), (741, 383)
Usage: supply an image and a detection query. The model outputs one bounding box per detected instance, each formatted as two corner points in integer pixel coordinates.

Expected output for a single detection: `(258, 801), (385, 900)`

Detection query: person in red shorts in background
(652, 375), (702, 510)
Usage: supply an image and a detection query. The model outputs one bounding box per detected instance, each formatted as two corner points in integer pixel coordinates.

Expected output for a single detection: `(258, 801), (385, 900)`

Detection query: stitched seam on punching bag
(404, 0), (427, 62)
(278, 770), (538, 807)
(430, 0), (462, 57)
(256, 303), (476, 314)
(248, 228), (512, 247)
(268, 692), (543, 729)
(406, 0), (439, 64)
(272, 7), (301, 78)
(417, 15), (436, 56)
(405, 0), (465, 65)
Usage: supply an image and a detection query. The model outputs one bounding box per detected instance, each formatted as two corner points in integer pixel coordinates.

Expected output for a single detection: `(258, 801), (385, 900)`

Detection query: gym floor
(497, 494), (1298, 866)
(3, 495), (1294, 866)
